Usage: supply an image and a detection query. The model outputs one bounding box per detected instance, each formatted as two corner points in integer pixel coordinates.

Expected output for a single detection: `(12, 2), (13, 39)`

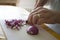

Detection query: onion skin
(27, 25), (39, 35)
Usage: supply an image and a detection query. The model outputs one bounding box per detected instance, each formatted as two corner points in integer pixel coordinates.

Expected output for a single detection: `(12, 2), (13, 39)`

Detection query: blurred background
(0, 0), (36, 12)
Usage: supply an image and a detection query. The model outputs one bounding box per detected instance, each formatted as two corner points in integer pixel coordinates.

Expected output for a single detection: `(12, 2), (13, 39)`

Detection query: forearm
(35, 0), (48, 8)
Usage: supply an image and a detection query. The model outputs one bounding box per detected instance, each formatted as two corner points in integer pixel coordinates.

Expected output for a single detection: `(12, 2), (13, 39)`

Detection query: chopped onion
(5, 19), (24, 30)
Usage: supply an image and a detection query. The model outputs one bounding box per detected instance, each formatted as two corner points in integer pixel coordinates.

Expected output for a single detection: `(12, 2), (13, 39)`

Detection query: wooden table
(0, 5), (59, 40)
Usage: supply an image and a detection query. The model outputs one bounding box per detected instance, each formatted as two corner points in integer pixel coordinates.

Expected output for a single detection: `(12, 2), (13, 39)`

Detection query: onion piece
(27, 25), (39, 35)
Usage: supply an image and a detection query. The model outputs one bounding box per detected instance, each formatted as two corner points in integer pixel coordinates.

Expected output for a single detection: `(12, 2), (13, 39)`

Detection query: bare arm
(35, 0), (48, 8)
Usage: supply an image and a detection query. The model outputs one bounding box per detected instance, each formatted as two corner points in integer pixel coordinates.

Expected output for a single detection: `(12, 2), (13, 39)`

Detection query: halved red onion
(27, 25), (39, 35)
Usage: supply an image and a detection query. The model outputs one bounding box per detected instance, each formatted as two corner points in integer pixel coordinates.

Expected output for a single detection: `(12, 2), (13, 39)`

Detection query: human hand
(27, 7), (60, 25)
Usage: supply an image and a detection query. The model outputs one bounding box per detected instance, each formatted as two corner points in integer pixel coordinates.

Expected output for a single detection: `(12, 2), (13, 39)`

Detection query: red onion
(5, 19), (24, 30)
(27, 25), (39, 35)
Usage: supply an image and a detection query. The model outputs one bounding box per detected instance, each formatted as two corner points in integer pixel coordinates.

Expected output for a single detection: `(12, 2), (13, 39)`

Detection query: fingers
(28, 13), (40, 25)
(37, 18), (47, 25)
(33, 8), (48, 15)
(31, 7), (42, 13)
(27, 7), (60, 25)
(27, 14), (33, 24)
(27, 8), (50, 25)
(31, 7), (47, 15)
(35, 0), (48, 8)
(28, 7), (42, 24)
(32, 14), (40, 25)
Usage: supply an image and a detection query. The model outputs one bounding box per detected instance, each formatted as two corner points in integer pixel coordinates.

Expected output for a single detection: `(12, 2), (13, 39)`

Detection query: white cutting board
(0, 6), (57, 40)
(0, 20), (57, 40)
(0, 23), (6, 40)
